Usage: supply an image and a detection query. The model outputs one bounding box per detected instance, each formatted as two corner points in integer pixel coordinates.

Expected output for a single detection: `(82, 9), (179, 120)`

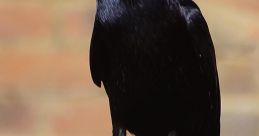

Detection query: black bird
(90, 0), (220, 136)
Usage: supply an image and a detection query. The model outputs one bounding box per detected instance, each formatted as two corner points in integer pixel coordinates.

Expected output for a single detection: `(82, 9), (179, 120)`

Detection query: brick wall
(0, 1), (95, 52)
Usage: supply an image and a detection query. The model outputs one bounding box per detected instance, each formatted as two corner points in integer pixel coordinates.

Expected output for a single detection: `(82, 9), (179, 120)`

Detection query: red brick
(0, 3), (51, 38)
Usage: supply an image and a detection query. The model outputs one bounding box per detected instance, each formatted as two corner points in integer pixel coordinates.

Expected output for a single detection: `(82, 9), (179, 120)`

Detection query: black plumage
(90, 0), (220, 136)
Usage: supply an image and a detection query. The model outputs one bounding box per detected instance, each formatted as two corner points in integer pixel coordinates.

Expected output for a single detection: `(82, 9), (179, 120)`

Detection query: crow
(90, 0), (220, 136)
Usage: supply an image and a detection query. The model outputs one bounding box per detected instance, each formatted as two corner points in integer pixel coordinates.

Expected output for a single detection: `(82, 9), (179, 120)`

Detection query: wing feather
(90, 21), (106, 87)
(180, 1), (221, 134)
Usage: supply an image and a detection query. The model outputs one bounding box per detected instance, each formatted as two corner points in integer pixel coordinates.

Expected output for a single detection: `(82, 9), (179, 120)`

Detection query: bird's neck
(95, 0), (188, 24)
(96, 0), (125, 24)
(96, 0), (187, 9)
(96, 0), (142, 9)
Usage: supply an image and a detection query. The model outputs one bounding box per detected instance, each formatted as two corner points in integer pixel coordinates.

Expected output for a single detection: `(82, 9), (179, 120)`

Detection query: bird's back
(90, 0), (220, 135)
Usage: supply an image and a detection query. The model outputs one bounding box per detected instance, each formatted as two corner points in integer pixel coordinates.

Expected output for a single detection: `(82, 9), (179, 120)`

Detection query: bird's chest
(108, 16), (174, 59)
(102, 14), (186, 83)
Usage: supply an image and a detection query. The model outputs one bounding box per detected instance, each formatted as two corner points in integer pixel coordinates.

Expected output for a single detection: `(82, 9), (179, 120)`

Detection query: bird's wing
(90, 21), (107, 87)
(180, 1), (220, 133)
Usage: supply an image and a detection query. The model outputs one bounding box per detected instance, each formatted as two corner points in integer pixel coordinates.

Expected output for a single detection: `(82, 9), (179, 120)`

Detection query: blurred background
(0, 0), (258, 136)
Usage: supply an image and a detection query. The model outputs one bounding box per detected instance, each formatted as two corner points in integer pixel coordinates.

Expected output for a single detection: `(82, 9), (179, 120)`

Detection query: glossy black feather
(90, 0), (220, 135)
